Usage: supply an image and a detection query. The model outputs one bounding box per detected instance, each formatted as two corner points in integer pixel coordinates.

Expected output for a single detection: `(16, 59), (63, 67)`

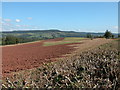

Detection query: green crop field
(43, 37), (87, 46)
(63, 37), (87, 41)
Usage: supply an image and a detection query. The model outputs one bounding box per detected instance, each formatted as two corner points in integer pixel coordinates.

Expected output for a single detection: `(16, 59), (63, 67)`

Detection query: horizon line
(1, 29), (119, 34)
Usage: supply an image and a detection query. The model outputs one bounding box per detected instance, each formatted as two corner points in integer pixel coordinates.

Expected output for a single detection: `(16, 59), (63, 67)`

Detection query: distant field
(43, 37), (87, 46)
(63, 37), (87, 41)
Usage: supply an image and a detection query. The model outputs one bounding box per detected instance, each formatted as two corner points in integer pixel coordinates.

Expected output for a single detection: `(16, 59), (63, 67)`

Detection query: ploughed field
(2, 38), (119, 88)
(2, 37), (84, 76)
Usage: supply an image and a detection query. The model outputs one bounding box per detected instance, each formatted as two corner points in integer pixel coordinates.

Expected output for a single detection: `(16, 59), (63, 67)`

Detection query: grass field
(43, 37), (87, 46)
(63, 37), (87, 41)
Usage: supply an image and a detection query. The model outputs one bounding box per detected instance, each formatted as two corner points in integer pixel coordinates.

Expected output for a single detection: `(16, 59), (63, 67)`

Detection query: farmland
(2, 37), (119, 89)
(2, 37), (85, 76)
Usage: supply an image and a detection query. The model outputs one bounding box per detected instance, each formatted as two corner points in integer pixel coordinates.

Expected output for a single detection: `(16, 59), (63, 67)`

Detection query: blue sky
(2, 2), (118, 33)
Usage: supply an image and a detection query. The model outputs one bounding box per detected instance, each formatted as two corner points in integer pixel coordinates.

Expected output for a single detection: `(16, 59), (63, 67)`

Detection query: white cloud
(34, 26), (38, 29)
(3, 22), (12, 26)
(4, 19), (11, 22)
(113, 26), (118, 29)
(15, 19), (21, 22)
(22, 25), (29, 27)
(1, 18), (41, 31)
(0, 27), (1, 31)
(27, 17), (32, 20)
(16, 25), (21, 27)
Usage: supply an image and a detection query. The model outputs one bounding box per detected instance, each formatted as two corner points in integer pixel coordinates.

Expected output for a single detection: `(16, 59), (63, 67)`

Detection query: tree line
(1, 35), (40, 45)
(87, 30), (117, 39)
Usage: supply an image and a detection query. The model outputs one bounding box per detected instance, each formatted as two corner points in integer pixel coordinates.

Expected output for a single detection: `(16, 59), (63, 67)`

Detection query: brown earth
(2, 38), (112, 77)
(2, 38), (80, 77)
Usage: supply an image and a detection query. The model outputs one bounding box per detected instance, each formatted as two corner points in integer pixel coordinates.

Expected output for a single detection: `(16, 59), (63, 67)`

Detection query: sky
(2, 0), (119, 2)
(1, 2), (118, 33)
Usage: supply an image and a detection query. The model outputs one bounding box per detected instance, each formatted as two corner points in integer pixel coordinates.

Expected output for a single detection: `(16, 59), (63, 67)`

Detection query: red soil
(2, 38), (80, 76)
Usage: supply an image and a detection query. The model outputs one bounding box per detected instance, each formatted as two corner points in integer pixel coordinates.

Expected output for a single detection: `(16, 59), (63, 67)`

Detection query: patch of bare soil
(2, 38), (112, 77)
(2, 38), (81, 77)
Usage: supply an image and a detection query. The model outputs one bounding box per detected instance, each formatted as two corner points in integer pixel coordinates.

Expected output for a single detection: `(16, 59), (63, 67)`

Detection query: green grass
(63, 37), (87, 41)
(43, 37), (86, 46)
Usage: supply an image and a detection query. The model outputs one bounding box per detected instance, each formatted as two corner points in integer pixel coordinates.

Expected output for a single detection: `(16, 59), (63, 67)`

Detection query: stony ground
(2, 39), (120, 89)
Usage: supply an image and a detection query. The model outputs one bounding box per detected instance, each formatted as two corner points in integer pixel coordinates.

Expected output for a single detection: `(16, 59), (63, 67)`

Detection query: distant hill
(0, 30), (118, 45)
(1, 29), (118, 39)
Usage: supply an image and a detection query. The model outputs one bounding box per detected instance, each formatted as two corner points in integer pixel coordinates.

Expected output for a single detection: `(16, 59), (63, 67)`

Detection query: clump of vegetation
(2, 35), (20, 45)
(86, 33), (94, 40)
(1, 35), (41, 45)
(118, 34), (120, 38)
(104, 30), (114, 39)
